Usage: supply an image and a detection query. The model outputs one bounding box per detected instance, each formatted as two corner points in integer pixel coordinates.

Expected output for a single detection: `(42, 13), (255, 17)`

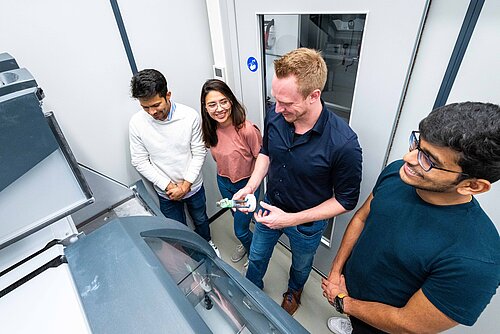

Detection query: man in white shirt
(129, 69), (218, 255)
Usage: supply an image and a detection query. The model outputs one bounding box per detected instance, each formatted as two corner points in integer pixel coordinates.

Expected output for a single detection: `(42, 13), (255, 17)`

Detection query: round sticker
(247, 57), (258, 72)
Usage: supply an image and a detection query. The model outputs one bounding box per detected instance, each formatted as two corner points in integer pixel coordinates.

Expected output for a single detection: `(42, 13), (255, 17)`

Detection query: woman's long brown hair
(200, 79), (246, 147)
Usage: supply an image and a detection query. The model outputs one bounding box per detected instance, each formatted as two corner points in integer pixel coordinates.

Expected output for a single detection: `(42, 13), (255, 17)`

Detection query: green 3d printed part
(216, 194), (257, 212)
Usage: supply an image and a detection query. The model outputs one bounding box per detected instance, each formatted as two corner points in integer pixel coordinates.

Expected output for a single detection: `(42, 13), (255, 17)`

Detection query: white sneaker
(231, 244), (247, 262)
(327, 317), (352, 334)
(208, 240), (221, 258)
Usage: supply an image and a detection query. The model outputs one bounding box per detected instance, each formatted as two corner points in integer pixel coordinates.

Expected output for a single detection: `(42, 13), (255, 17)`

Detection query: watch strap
(334, 293), (347, 314)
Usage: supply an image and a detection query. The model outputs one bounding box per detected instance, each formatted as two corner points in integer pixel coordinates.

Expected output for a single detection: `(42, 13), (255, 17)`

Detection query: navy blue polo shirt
(261, 102), (362, 213)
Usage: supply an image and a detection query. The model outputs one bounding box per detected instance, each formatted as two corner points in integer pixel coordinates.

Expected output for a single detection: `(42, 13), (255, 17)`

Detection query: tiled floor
(210, 211), (346, 334)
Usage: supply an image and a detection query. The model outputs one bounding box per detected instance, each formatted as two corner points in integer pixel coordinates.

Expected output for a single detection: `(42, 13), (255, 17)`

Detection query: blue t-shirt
(261, 102), (362, 212)
(345, 160), (500, 326)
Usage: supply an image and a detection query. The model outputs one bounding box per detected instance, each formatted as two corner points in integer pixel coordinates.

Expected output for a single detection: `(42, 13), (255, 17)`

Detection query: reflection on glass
(263, 14), (366, 123)
(144, 237), (283, 334)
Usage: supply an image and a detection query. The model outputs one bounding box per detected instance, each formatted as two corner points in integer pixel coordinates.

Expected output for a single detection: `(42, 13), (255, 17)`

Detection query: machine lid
(0, 87), (93, 250)
(65, 217), (308, 334)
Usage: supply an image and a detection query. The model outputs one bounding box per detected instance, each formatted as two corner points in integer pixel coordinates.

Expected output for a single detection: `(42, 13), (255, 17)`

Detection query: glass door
(263, 14), (366, 123)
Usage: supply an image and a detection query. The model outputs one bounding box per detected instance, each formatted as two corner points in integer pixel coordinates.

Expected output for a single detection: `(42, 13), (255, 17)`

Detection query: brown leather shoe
(281, 288), (302, 315)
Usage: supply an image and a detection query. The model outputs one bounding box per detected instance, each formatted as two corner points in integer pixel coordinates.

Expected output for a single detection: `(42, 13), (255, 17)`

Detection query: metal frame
(110, 0), (138, 75)
(433, 0), (485, 109)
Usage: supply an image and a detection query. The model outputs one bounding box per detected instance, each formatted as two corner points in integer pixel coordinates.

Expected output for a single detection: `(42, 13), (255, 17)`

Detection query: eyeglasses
(205, 99), (231, 112)
(409, 131), (469, 176)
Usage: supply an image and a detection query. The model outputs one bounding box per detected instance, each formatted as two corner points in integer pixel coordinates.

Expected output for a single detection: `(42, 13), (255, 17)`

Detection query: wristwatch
(333, 293), (347, 314)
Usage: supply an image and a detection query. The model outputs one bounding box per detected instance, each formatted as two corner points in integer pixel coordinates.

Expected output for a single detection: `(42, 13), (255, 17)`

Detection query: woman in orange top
(201, 79), (262, 264)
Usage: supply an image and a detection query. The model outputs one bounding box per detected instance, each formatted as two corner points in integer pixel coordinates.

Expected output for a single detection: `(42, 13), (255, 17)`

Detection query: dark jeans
(216, 174), (260, 252)
(158, 185), (211, 241)
(245, 195), (327, 292)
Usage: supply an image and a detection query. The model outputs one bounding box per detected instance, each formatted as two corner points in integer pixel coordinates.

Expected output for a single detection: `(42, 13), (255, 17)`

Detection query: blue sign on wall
(247, 57), (258, 72)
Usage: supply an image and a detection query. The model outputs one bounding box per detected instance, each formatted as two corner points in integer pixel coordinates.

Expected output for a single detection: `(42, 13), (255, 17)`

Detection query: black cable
(0, 256), (67, 298)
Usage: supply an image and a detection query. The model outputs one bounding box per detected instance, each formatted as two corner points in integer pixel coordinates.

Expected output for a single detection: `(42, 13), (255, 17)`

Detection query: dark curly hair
(419, 102), (500, 183)
(200, 79), (246, 147)
(130, 69), (168, 99)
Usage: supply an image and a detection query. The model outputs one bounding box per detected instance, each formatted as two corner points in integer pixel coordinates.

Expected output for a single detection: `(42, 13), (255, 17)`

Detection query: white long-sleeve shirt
(129, 101), (207, 198)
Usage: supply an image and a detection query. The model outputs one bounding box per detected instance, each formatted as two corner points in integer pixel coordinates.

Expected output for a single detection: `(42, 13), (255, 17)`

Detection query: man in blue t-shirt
(322, 102), (500, 334)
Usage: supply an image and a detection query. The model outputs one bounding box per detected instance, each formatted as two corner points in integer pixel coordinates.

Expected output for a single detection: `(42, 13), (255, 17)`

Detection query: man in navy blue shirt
(322, 102), (500, 334)
(234, 48), (362, 315)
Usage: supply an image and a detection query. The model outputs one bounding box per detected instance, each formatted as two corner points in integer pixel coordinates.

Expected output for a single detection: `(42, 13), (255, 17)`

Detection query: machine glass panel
(144, 236), (285, 334)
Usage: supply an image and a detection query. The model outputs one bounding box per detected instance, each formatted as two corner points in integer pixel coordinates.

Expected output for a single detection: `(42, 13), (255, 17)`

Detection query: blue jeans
(246, 195), (327, 292)
(158, 185), (211, 242)
(216, 175), (260, 252)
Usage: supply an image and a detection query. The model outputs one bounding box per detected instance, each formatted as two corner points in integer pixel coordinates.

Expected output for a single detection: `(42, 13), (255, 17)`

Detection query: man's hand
(253, 201), (294, 229)
(321, 274), (348, 305)
(166, 181), (191, 201)
(232, 185), (253, 213)
(165, 182), (177, 192)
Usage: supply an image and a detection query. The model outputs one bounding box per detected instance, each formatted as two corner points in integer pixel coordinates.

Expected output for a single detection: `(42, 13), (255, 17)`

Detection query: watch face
(334, 295), (345, 314)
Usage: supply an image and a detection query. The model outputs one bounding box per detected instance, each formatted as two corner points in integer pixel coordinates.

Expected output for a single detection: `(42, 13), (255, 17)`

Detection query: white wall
(388, 1), (499, 333)
(0, 0), (137, 184)
(118, 0), (213, 110)
(0, 1), (219, 214)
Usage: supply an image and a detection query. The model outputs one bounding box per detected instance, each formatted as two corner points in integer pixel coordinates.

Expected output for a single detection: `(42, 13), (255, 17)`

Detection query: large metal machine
(0, 53), (308, 334)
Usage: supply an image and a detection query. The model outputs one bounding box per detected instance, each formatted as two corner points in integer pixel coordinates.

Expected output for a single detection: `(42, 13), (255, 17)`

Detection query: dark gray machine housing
(66, 216), (308, 334)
